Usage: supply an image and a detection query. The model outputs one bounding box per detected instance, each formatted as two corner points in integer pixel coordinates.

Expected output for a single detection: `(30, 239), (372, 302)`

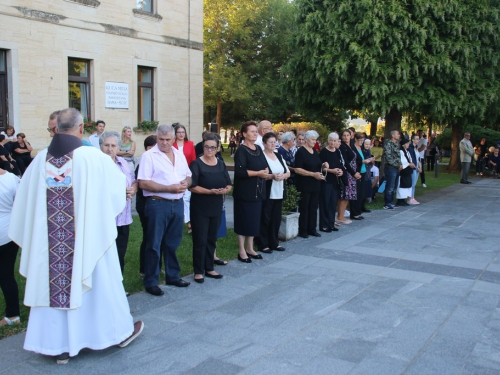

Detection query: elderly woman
(0, 168), (20, 327)
(396, 138), (415, 206)
(117, 126), (136, 171)
(351, 132), (375, 219)
(233, 121), (272, 262)
(173, 124), (196, 233)
(277, 131), (296, 185)
(319, 133), (345, 232)
(0, 135), (20, 176)
(337, 130), (360, 224)
(189, 134), (232, 283)
(12, 133), (33, 175)
(295, 130), (327, 238)
(1, 126), (16, 154)
(256, 132), (290, 252)
(100, 131), (138, 276)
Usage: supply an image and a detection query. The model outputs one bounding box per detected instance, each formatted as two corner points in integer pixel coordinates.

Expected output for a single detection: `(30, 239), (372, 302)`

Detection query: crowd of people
(2, 110), (498, 365)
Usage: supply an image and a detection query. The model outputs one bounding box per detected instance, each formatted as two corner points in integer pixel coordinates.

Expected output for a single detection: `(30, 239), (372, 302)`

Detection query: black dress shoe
(273, 246), (286, 251)
(238, 254), (252, 263)
(166, 279), (190, 287)
(246, 252), (263, 259)
(361, 209), (371, 213)
(145, 286), (164, 296)
(308, 232), (321, 237)
(258, 248), (273, 254)
(194, 277), (204, 284)
(350, 216), (363, 220)
(298, 233), (309, 238)
(205, 272), (223, 279)
(319, 228), (332, 233)
(330, 227), (339, 232)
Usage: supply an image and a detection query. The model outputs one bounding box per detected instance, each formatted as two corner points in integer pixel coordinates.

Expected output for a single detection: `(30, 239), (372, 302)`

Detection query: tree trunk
(384, 107), (402, 140)
(216, 102), (222, 134)
(370, 120), (377, 137)
(449, 123), (462, 172)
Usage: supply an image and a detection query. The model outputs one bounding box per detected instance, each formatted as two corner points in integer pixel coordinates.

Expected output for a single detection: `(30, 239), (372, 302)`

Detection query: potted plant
(278, 184), (301, 241)
(83, 116), (97, 134)
(134, 120), (159, 133)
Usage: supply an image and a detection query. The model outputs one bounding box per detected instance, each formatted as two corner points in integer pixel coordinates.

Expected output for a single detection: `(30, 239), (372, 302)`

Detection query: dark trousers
(256, 198), (282, 250)
(419, 158), (426, 184)
(384, 167), (399, 206)
(350, 173), (366, 216)
(319, 183), (339, 229)
(426, 155), (435, 171)
(0, 160), (20, 176)
(191, 211), (221, 275)
(138, 209), (163, 274)
(14, 156), (32, 175)
(0, 241), (20, 317)
(143, 199), (183, 288)
(298, 191), (319, 236)
(476, 158), (484, 174)
(116, 225), (130, 275)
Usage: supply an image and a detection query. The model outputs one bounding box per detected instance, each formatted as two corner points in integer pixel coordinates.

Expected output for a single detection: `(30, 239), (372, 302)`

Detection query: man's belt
(149, 195), (181, 202)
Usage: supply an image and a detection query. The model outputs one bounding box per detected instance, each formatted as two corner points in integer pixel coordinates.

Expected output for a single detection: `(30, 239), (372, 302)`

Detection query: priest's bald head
(57, 108), (84, 139)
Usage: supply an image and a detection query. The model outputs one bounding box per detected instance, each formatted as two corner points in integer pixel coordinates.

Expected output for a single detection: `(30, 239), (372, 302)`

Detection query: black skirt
(234, 199), (262, 236)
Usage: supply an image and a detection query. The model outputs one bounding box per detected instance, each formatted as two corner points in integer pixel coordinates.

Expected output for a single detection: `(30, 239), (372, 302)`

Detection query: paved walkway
(3, 178), (500, 374)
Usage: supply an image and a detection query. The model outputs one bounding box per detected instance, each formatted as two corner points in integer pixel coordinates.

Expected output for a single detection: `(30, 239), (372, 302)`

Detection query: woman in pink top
(173, 124), (196, 232)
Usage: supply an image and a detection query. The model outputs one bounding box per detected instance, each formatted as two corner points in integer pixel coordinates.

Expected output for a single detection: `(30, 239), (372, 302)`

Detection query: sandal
(214, 258), (228, 266)
(0, 316), (20, 326)
(187, 222), (192, 234)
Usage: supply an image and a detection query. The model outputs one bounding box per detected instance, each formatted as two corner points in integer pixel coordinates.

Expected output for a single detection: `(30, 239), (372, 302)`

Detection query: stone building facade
(0, 0), (203, 152)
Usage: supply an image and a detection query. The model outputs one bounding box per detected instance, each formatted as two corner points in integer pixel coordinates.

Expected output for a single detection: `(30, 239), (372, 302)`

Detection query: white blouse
(264, 152), (289, 200)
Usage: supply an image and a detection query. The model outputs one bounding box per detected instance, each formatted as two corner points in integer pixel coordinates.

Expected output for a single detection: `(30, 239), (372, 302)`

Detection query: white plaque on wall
(105, 82), (129, 109)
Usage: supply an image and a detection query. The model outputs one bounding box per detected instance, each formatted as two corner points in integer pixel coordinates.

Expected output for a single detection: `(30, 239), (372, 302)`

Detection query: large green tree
(204, 0), (295, 131)
(285, 0), (500, 169)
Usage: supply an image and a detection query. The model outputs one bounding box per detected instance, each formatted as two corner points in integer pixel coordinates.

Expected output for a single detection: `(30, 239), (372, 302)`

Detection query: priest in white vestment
(8, 108), (143, 364)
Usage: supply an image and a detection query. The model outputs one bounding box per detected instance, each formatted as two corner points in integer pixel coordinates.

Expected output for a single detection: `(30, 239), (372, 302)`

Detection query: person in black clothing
(189, 133), (232, 283)
(233, 121), (272, 263)
(11, 133), (33, 175)
(295, 130), (327, 238)
(351, 132), (375, 219)
(256, 132), (290, 253)
(319, 132), (346, 232)
(135, 135), (162, 275)
(0, 135), (20, 176)
(474, 137), (488, 176)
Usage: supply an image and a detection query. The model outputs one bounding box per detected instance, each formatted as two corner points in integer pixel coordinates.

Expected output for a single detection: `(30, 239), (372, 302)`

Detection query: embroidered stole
(46, 152), (75, 308)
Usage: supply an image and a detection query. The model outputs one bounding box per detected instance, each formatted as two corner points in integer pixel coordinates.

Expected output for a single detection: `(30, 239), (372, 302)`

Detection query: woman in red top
(173, 124), (196, 232)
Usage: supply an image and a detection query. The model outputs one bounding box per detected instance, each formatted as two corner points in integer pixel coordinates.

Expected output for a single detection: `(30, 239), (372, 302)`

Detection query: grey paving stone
(390, 259), (482, 280)
(405, 352), (466, 375)
(215, 343), (275, 368)
(323, 339), (377, 363)
(182, 358), (243, 375)
(349, 354), (408, 375)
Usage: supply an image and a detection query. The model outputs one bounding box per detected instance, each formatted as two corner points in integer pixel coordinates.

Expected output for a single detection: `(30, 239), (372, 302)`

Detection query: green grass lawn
(0, 162), (466, 339)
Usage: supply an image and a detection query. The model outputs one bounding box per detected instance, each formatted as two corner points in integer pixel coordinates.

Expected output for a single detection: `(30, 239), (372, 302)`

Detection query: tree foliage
(284, 0), (500, 139)
(204, 0), (295, 128)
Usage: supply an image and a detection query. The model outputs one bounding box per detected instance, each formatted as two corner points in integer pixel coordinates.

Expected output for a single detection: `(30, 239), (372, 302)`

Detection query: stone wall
(0, 0), (203, 153)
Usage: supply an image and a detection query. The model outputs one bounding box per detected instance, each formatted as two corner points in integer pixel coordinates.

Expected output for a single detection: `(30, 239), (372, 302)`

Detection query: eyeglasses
(204, 145), (217, 151)
(176, 131), (185, 134)
(47, 127), (56, 133)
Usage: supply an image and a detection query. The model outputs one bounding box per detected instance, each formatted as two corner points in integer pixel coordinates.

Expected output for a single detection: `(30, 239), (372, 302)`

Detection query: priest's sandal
(118, 321), (144, 348)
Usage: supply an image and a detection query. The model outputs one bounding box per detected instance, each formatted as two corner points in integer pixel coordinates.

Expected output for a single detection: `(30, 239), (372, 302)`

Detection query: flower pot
(278, 212), (300, 241)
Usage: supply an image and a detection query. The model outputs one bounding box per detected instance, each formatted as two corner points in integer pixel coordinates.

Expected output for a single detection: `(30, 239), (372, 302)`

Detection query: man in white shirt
(417, 129), (427, 187)
(254, 120), (273, 149)
(88, 120), (106, 148)
(138, 124), (193, 295)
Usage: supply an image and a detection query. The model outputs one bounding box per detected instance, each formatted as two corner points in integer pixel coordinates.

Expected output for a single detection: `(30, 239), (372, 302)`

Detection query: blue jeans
(143, 198), (184, 288)
(384, 167), (399, 206)
(411, 169), (419, 198)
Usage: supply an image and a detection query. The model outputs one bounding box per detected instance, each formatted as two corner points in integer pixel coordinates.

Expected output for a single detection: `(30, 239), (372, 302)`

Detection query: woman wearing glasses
(173, 124), (196, 232)
(189, 134), (232, 283)
(233, 121), (272, 263)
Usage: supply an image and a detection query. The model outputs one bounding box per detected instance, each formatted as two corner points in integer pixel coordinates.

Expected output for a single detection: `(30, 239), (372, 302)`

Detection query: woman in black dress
(0, 135), (20, 176)
(189, 134), (232, 283)
(233, 121), (272, 262)
(12, 133), (33, 175)
(319, 132), (346, 232)
(337, 130), (360, 224)
(351, 132), (375, 219)
(294, 130), (327, 238)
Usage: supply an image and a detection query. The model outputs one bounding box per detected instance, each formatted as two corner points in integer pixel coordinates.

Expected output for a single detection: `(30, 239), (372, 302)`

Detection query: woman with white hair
(294, 130), (327, 238)
(319, 132), (346, 232)
(100, 131), (138, 279)
(118, 126), (136, 171)
(277, 131), (296, 185)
